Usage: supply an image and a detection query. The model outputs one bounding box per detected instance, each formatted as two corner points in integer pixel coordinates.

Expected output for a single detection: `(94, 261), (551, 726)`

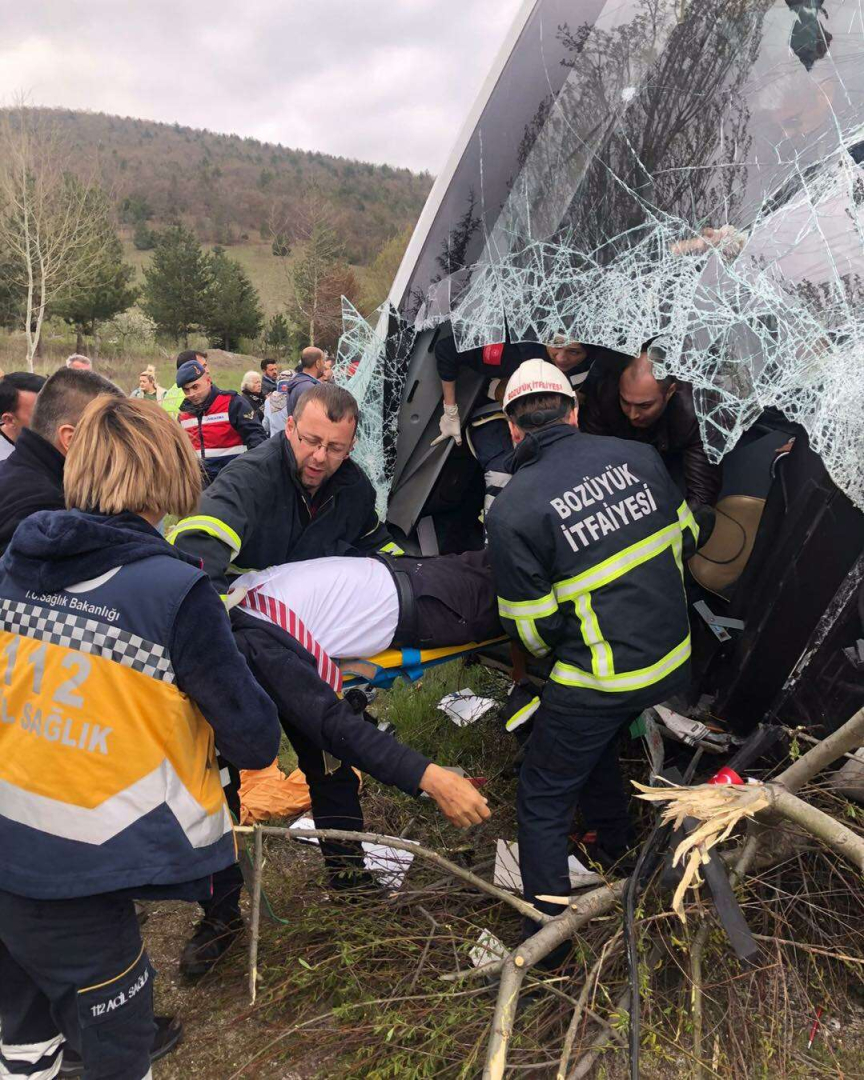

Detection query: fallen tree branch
(234, 824), (548, 924)
(777, 706), (864, 794)
(483, 880), (628, 1080)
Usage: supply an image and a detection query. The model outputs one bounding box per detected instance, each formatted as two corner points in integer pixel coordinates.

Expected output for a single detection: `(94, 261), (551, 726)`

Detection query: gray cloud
(0, 0), (525, 172)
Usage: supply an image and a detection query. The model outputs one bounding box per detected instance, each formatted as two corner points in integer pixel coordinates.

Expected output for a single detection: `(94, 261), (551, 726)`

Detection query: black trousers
(517, 705), (637, 935)
(0, 889), (154, 1080)
(386, 549), (503, 649)
(204, 731), (366, 919)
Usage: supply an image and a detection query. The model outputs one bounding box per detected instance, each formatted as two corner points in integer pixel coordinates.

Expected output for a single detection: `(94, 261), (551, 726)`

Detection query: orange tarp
(238, 761), (311, 825)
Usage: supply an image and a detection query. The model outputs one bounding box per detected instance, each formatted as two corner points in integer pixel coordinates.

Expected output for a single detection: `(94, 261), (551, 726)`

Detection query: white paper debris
(470, 928), (509, 968)
(362, 839), (417, 890)
(438, 689), (496, 727)
(288, 815), (319, 844)
(493, 839), (593, 893)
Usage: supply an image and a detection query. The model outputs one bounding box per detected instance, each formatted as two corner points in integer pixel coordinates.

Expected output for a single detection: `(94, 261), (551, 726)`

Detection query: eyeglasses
(295, 428), (353, 460)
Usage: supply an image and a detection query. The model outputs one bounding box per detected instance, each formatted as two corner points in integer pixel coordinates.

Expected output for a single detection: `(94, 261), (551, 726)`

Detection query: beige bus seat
(688, 495), (766, 598)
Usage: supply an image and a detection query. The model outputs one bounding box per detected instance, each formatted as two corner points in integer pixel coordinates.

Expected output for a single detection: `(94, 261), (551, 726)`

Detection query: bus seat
(688, 495), (766, 598)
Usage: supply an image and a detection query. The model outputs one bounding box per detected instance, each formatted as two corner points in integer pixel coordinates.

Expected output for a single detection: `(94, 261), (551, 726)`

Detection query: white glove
(431, 403), (462, 447)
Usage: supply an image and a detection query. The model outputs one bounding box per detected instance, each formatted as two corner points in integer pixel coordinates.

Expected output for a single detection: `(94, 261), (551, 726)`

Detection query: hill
(17, 108), (433, 267)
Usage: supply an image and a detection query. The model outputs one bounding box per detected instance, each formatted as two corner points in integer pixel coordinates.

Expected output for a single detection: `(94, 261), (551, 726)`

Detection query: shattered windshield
(338, 0), (864, 513)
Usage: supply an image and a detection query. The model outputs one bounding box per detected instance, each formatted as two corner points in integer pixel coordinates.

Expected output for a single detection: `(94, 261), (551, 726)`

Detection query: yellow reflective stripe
(378, 542), (405, 556)
(677, 500), (699, 544)
(503, 614), (550, 658)
(554, 522), (681, 600)
(574, 593), (614, 677)
(505, 696), (540, 732)
(550, 635), (691, 693)
(498, 592), (558, 619)
(168, 515), (242, 557)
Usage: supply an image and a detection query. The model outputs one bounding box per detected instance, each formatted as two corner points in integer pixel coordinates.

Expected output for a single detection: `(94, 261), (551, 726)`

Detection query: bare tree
(0, 104), (103, 369)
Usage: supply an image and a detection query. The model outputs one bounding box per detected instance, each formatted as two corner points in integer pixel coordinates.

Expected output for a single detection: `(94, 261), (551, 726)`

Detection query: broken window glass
(337, 0), (864, 513)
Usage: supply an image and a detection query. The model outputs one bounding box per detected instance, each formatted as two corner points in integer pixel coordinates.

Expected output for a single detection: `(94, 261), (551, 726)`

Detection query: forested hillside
(30, 108), (432, 265)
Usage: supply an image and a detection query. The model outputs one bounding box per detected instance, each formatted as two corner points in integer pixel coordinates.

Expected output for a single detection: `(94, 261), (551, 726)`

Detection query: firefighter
(485, 359), (697, 960)
(170, 381), (402, 977)
(176, 358), (266, 484)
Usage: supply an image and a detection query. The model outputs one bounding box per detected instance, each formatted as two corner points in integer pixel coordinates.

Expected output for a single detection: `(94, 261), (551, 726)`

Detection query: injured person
(228, 548), (503, 659)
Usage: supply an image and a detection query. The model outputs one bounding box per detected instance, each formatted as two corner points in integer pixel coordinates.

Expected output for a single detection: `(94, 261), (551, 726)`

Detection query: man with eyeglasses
(170, 381), (400, 977)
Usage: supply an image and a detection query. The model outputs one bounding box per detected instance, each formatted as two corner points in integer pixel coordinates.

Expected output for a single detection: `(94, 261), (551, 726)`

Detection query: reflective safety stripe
(378, 542), (405, 556)
(677, 500), (699, 545)
(554, 521), (682, 601)
(498, 592), (558, 619)
(550, 635), (691, 693)
(574, 593), (614, 677)
(168, 515), (242, 556)
(511, 616), (550, 658)
(200, 444), (246, 459)
(0, 1035), (64, 1064)
(505, 695), (540, 733)
(0, 760), (231, 848)
(0, 1056), (63, 1080)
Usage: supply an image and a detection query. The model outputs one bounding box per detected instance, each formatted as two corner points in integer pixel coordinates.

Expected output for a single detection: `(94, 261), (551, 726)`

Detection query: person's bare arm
(419, 764), (491, 827)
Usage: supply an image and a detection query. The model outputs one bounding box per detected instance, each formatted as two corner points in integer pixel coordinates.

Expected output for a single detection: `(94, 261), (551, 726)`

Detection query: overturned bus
(336, 0), (864, 740)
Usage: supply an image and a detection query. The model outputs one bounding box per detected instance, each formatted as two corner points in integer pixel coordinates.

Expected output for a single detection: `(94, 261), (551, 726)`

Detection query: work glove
(431, 403), (462, 447)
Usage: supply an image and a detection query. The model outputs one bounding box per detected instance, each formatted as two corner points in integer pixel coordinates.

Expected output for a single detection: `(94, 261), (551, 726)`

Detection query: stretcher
(339, 637), (509, 689)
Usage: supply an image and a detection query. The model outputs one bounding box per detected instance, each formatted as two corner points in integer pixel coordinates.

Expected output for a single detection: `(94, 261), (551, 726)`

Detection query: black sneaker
(59, 1015), (183, 1076)
(179, 916), (243, 979)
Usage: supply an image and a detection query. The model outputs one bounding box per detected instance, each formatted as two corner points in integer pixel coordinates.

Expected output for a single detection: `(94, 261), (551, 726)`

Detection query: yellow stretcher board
(339, 637), (508, 688)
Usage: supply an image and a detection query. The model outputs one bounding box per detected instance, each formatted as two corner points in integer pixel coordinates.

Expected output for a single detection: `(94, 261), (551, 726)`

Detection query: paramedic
(485, 359), (697, 960)
(0, 397), (281, 1080)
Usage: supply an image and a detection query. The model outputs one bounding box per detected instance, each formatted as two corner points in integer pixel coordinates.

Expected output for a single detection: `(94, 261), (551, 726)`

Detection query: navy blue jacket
(0, 511), (280, 899)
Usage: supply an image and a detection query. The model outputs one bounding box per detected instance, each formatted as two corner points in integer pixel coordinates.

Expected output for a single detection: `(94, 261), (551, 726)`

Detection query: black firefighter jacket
(171, 432), (396, 594)
(231, 607), (431, 794)
(485, 424), (698, 717)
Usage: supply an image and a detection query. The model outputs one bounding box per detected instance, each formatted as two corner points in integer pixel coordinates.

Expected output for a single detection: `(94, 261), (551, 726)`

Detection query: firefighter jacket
(485, 424), (698, 716)
(0, 510), (280, 899)
(179, 384), (267, 483)
(170, 433), (399, 595)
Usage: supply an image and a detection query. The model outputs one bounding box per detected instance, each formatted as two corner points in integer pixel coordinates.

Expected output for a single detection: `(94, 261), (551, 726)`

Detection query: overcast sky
(0, 0), (526, 174)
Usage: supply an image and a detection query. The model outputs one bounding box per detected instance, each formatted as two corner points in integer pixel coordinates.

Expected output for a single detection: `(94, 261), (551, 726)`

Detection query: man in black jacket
(0, 372), (45, 462)
(432, 334), (603, 446)
(171, 382), (401, 976)
(0, 369), (123, 553)
(579, 349), (722, 512)
(486, 359), (697, 958)
(171, 382), (399, 594)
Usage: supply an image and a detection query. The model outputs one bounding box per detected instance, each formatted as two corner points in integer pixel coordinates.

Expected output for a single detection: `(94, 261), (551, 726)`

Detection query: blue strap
(400, 648), (424, 683)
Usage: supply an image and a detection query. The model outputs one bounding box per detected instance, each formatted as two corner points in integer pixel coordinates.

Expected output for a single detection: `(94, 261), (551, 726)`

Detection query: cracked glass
(337, 0), (864, 513)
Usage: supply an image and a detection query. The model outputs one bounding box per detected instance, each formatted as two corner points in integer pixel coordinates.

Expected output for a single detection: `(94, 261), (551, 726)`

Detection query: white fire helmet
(502, 358), (576, 415)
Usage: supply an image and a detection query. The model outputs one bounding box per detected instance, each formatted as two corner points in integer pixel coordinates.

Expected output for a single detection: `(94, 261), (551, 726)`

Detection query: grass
(141, 660), (864, 1078)
(121, 238), (296, 320)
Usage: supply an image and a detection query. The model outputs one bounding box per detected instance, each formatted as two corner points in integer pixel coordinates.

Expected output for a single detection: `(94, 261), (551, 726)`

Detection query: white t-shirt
(231, 557), (399, 658)
(0, 432), (15, 462)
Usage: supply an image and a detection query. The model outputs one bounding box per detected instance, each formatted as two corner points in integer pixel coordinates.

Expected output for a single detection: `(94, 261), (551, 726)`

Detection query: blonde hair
(65, 397), (201, 518)
(138, 370), (156, 387)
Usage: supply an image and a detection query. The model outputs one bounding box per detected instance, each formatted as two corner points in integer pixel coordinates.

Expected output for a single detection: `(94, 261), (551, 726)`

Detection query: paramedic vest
(179, 390), (245, 473)
(0, 554), (234, 899)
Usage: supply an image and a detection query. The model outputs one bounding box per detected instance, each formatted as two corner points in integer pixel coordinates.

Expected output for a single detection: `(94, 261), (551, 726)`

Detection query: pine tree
(204, 249), (263, 351)
(264, 313), (294, 358)
(141, 225), (213, 344)
(53, 187), (138, 351)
